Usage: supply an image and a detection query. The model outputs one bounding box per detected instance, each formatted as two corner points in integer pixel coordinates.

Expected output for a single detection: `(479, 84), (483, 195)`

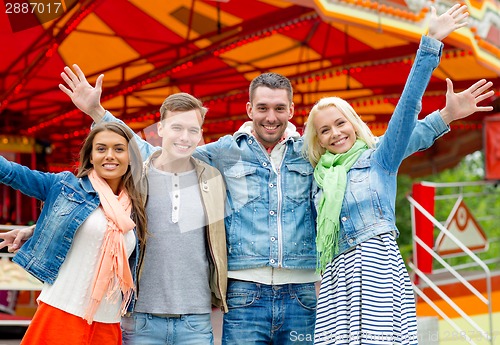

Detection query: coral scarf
(314, 140), (368, 274)
(84, 169), (136, 324)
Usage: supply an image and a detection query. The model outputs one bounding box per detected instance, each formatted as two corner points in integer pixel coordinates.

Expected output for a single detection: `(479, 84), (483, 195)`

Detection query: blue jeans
(121, 312), (213, 345)
(222, 280), (317, 345)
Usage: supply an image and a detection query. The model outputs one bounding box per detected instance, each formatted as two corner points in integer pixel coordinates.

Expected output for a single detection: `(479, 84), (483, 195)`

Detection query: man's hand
(427, 4), (469, 41)
(59, 64), (106, 122)
(0, 225), (35, 253)
(440, 78), (494, 125)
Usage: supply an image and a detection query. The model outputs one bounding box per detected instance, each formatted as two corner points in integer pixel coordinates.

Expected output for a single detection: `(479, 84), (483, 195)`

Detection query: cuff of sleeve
(420, 35), (444, 56)
(428, 110), (450, 138)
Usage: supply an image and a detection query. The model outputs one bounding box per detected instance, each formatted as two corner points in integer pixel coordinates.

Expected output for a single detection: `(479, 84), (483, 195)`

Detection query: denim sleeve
(374, 35), (443, 173)
(378, 110), (450, 158)
(0, 155), (59, 201)
(194, 139), (222, 169)
(101, 111), (160, 161)
(404, 110), (450, 158)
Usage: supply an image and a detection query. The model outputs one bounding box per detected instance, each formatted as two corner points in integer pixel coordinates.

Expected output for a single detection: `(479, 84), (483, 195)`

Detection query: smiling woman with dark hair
(0, 122), (146, 345)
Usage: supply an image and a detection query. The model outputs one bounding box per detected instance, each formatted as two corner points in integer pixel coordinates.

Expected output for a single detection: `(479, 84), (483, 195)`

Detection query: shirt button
(269, 211), (275, 216)
(248, 140), (253, 144)
(270, 259), (276, 264)
(263, 162), (268, 167)
(348, 239), (354, 244)
(270, 236), (276, 242)
(341, 216), (347, 222)
(269, 183), (274, 188)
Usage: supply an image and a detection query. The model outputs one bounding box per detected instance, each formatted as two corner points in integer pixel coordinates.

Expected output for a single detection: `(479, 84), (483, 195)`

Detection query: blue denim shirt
(322, 35), (444, 256)
(100, 35), (448, 271)
(0, 156), (102, 284)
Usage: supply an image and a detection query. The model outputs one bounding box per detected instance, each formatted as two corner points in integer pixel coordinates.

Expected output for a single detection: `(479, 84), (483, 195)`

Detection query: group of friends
(0, 4), (495, 345)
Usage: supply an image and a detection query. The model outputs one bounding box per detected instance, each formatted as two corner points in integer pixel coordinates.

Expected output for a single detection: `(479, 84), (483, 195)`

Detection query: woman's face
(90, 130), (129, 193)
(313, 106), (356, 154)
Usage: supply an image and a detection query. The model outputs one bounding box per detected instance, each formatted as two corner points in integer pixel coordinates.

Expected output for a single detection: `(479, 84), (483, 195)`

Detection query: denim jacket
(100, 35), (448, 272)
(0, 156), (101, 284)
(329, 35), (444, 256)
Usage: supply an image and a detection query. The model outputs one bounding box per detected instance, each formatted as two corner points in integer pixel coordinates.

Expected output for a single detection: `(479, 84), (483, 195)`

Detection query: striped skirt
(314, 233), (418, 345)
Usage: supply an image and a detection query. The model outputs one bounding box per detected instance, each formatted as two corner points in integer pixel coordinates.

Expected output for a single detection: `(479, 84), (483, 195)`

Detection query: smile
(174, 143), (191, 150)
(331, 137), (348, 146)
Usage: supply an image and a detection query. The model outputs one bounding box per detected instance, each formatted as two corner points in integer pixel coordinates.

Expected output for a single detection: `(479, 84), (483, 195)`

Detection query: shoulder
(193, 158), (222, 177)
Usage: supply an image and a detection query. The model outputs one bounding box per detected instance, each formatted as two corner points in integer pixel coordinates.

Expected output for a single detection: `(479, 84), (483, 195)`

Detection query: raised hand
(440, 78), (494, 124)
(428, 4), (469, 41)
(59, 64), (106, 122)
(0, 225), (35, 253)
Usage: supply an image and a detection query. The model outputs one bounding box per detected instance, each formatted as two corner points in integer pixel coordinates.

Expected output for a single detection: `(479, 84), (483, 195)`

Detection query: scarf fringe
(316, 218), (340, 274)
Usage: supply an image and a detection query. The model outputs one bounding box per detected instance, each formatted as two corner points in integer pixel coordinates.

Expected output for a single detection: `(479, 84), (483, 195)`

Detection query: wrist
(91, 105), (106, 122)
(439, 107), (453, 125)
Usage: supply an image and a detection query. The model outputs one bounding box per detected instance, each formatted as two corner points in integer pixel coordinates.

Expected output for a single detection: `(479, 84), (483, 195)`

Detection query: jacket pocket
(223, 163), (261, 210)
(52, 182), (86, 216)
(284, 163), (313, 205)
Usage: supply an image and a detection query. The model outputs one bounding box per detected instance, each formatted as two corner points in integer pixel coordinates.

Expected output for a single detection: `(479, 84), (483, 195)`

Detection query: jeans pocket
(293, 287), (317, 311)
(121, 313), (148, 334)
(226, 291), (257, 309)
(183, 314), (213, 334)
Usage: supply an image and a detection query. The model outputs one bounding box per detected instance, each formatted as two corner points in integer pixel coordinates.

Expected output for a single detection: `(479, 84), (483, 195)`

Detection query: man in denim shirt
(58, 56), (470, 345)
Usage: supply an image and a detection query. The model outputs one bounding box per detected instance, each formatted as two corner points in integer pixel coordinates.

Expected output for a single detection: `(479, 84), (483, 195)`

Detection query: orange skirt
(21, 302), (122, 345)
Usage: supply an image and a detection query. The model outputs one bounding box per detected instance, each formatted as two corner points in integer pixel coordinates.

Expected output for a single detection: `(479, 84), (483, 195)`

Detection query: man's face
(158, 109), (203, 161)
(246, 86), (294, 148)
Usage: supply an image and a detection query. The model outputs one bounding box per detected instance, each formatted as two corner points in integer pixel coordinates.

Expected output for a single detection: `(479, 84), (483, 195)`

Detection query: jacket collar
(79, 175), (97, 194)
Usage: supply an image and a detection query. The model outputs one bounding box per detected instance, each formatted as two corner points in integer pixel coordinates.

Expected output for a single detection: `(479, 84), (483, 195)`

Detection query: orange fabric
(85, 169), (136, 324)
(21, 302), (122, 345)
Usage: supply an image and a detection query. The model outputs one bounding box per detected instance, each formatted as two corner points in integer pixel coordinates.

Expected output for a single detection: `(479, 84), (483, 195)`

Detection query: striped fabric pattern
(314, 233), (418, 345)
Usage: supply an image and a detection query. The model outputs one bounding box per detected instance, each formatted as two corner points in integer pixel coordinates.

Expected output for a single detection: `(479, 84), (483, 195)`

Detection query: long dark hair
(76, 122), (148, 246)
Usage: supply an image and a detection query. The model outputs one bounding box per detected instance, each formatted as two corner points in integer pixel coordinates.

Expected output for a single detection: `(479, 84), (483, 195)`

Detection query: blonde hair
(302, 97), (377, 167)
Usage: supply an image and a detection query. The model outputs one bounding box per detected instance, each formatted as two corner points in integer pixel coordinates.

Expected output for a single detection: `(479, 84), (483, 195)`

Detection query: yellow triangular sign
(434, 198), (488, 257)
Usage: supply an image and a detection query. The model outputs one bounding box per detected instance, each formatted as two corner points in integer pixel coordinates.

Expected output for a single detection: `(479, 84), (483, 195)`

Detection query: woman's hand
(0, 225), (35, 253)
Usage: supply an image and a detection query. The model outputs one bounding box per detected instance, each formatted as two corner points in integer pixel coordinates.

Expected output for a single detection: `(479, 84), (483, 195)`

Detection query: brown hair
(77, 122), (148, 246)
(160, 92), (207, 122)
(249, 73), (293, 105)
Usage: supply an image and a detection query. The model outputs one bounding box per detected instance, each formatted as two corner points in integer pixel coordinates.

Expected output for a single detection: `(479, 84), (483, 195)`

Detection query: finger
(474, 90), (494, 103)
(95, 74), (104, 90)
(454, 12), (469, 23)
(467, 79), (487, 93)
(445, 78), (454, 94)
(12, 234), (23, 249)
(475, 106), (494, 112)
(430, 6), (436, 18)
(7, 244), (17, 253)
(474, 81), (493, 96)
(60, 72), (75, 89)
(59, 84), (72, 97)
(446, 3), (461, 15)
(64, 65), (79, 84)
(73, 64), (86, 83)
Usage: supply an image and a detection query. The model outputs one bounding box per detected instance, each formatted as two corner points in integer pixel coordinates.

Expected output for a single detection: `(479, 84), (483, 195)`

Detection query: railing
(407, 180), (499, 345)
(0, 224), (41, 327)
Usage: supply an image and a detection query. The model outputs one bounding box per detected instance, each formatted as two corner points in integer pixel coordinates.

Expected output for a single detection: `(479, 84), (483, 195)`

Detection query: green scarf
(314, 139), (368, 273)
